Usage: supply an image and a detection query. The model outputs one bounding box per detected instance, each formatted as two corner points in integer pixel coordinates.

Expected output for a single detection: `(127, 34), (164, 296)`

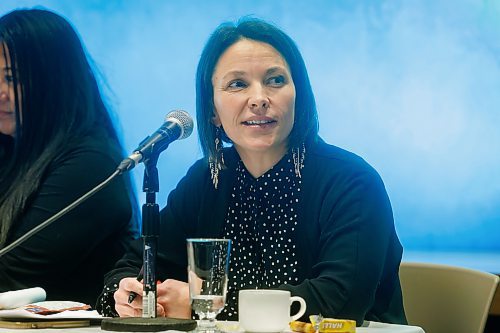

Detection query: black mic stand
(141, 154), (160, 318)
(101, 152), (196, 332)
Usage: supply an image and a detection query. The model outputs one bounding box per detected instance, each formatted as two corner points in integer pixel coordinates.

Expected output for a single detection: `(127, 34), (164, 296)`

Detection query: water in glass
(187, 239), (231, 332)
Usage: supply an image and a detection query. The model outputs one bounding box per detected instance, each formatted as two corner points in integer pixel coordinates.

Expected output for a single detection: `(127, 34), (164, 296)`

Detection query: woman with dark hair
(0, 8), (139, 305)
(99, 17), (406, 325)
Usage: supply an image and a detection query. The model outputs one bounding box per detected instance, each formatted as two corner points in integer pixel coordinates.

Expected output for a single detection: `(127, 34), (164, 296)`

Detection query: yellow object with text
(290, 315), (356, 333)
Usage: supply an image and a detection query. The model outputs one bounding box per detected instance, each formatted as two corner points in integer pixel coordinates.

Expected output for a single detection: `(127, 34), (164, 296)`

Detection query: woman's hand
(113, 277), (165, 317)
(156, 279), (192, 318)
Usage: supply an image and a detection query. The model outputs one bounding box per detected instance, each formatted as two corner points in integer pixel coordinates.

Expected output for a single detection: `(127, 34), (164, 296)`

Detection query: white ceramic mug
(238, 289), (307, 332)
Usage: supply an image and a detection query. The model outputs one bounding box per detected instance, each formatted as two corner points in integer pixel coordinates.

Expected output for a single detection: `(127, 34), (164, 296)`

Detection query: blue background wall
(1, 1), (499, 271)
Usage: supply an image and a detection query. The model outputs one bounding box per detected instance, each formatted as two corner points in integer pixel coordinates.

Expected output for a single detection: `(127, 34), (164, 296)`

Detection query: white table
(359, 321), (424, 333)
(0, 320), (424, 333)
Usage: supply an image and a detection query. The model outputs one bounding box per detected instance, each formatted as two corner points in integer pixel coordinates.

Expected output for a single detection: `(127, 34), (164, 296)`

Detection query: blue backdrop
(1, 0), (499, 271)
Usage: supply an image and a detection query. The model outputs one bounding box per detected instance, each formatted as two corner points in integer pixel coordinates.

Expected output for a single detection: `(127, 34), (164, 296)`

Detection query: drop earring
(209, 127), (225, 189)
(292, 143), (305, 178)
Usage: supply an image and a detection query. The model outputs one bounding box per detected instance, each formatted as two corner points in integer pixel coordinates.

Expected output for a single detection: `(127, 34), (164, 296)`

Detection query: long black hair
(196, 17), (319, 161)
(0, 9), (133, 246)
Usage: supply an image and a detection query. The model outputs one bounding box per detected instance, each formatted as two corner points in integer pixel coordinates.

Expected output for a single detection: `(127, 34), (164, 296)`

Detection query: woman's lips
(242, 119), (277, 127)
(0, 111), (14, 119)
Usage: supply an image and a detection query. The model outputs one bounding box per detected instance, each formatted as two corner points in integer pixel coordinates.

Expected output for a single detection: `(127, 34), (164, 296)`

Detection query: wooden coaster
(101, 317), (197, 332)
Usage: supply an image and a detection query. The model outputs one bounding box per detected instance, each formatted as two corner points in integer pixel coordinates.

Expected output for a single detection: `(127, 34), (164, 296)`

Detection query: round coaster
(101, 317), (197, 332)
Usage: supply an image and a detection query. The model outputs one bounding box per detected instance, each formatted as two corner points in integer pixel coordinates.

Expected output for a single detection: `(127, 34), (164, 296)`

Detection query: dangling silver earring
(292, 143), (305, 178)
(209, 127), (225, 189)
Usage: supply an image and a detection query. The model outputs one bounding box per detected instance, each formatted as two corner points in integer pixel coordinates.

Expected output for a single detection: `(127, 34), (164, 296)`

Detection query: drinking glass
(187, 238), (231, 332)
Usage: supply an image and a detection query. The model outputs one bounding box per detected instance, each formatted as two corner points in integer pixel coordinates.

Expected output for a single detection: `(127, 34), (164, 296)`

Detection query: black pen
(127, 266), (144, 304)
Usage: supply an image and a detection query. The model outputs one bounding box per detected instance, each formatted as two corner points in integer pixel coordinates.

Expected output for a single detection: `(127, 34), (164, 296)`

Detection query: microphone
(117, 110), (194, 173)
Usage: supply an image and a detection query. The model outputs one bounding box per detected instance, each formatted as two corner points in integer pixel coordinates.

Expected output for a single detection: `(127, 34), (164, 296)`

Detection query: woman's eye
(267, 75), (286, 86)
(4, 74), (14, 83)
(227, 80), (247, 89)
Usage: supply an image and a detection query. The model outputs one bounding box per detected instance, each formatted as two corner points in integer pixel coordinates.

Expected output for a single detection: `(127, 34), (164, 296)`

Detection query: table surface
(0, 320), (425, 333)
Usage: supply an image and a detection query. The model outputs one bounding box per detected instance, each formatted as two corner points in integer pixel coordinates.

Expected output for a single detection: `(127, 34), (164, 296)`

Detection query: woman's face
(211, 38), (295, 159)
(0, 46), (17, 137)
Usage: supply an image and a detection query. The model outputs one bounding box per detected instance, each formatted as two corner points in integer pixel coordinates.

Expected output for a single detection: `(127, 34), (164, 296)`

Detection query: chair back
(399, 261), (499, 333)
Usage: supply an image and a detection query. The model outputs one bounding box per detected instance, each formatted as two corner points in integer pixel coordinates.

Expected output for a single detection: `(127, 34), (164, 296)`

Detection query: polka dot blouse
(97, 282), (120, 317)
(220, 155), (301, 320)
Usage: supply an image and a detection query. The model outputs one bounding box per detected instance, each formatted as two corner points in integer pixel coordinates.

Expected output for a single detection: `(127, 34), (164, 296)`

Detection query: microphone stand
(101, 150), (196, 332)
(141, 154), (160, 318)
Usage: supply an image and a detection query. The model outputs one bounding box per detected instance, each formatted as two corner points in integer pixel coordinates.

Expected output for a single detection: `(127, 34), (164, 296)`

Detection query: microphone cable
(0, 169), (121, 257)
(0, 111), (193, 257)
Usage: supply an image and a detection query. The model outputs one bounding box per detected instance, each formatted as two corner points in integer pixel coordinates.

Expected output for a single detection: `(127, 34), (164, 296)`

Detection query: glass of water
(187, 238), (231, 332)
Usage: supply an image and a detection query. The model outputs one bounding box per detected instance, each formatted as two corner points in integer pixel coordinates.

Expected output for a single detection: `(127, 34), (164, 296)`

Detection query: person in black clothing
(0, 9), (139, 305)
(99, 17), (407, 325)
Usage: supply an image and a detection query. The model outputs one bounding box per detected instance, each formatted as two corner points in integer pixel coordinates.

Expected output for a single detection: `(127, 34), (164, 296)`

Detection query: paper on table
(0, 287), (46, 309)
(0, 301), (102, 319)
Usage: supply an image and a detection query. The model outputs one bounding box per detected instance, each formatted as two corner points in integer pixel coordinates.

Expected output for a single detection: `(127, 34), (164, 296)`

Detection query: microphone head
(165, 110), (194, 140)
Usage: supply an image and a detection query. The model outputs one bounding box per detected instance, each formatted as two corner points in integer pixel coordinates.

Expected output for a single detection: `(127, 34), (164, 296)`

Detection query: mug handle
(290, 296), (307, 321)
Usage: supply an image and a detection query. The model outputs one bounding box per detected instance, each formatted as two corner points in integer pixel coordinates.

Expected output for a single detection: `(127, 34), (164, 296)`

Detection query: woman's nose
(248, 84), (270, 111)
(0, 91), (9, 102)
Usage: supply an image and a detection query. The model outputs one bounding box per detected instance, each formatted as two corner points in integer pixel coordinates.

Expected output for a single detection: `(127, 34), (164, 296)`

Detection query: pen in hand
(127, 266), (144, 304)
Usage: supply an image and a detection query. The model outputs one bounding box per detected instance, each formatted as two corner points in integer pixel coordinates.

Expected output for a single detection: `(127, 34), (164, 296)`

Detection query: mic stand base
(101, 317), (197, 332)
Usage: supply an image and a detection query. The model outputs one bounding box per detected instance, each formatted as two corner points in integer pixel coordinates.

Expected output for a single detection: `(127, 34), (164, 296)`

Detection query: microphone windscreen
(165, 110), (194, 140)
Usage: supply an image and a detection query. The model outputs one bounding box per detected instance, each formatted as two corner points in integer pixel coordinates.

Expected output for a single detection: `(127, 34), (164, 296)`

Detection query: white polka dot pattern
(97, 282), (119, 317)
(221, 156), (301, 319)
